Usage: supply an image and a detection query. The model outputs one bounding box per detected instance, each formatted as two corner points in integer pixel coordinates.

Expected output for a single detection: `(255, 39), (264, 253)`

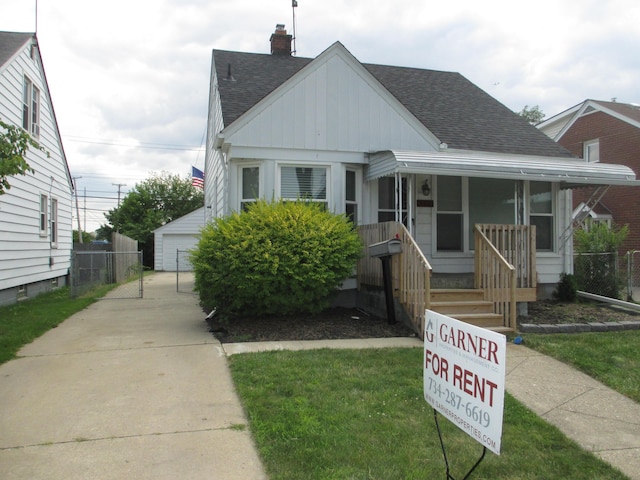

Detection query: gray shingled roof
(213, 48), (573, 158)
(592, 99), (640, 124)
(0, 31), (33, 69)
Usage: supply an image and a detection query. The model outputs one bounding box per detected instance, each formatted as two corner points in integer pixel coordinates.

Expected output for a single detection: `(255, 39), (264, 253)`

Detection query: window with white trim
(345, 169), (358, 224)
(377, 176), (407, 224)
(23, 76), (40, 138)
(51, 198), (58, 246)
(280, 166), (328, 208)
(240, 166), (259, 211)
(436, 176), (463, 251)
(529, 181), (554, 251)
(584, 139), (599, 163)
(39, 194), (48, 236)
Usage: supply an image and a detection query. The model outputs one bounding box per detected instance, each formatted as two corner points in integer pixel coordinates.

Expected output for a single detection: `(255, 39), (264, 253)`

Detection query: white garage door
(163, 234), (198, 271)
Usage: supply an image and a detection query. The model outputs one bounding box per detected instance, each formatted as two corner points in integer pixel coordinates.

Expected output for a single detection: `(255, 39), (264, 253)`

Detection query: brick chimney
(270, 24), (292, 55)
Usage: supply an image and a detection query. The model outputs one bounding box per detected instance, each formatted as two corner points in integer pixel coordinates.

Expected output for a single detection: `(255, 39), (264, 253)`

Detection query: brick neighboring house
(538, 100), (640, 256)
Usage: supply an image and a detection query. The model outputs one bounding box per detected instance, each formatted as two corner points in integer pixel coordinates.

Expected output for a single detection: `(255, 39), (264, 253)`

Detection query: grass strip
(230, 348), (628, 480)
(524, 330), (640, 403)
(0, 284), (115, 365)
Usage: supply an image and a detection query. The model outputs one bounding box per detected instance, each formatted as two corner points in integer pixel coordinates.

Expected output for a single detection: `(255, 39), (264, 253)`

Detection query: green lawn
(0, 285), (115, 365)
(523, 330), (640, 403)
(229, 348), (628, 480)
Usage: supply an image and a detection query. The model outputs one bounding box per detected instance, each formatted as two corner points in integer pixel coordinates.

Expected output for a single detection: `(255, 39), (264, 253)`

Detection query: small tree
(573, 222), (628, 298)
(101, 171), (204, 267)
(191, 199), (362, 318)
(517, 105), (545, 125)
(0, 120), (44, 194)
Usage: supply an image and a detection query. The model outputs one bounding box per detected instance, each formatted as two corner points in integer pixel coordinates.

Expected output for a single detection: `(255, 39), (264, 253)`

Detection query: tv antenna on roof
(292, 0), (298, 55)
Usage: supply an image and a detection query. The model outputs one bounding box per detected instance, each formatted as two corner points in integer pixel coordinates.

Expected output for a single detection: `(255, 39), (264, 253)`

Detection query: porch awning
(367, 150), (640, 187)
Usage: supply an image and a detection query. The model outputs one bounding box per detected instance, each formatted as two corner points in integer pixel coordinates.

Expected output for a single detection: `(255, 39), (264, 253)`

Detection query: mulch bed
(205, 301), (640, 343)
(206, 307), (416, 343)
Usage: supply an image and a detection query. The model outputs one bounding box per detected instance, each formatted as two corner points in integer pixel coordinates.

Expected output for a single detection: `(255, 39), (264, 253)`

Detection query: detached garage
(153, 207), (205, 271)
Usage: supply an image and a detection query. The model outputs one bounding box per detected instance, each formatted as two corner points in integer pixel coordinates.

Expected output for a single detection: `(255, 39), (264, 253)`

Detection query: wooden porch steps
(430, 288), (507, 330)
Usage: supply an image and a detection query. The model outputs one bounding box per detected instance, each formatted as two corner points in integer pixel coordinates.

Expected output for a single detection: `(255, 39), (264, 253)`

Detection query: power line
(63, 135), (205, 152)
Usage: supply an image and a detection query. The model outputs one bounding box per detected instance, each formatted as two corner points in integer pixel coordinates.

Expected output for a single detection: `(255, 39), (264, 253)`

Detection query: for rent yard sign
(423, 310), (506, 455)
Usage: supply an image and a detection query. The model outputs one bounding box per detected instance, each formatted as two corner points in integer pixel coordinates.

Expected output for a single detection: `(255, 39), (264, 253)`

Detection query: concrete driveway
(0, 273), (266, 480)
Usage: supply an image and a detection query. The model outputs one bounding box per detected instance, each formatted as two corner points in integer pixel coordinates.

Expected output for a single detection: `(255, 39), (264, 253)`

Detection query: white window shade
(281, 166), (327, 200)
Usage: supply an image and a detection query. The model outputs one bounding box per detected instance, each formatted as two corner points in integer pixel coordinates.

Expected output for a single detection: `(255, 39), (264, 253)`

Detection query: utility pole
(72, 176), (83, 243)
(112, 183), (127, 232)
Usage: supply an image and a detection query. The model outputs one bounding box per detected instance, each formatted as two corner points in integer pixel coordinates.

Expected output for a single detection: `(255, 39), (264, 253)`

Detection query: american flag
(192, 166), (204, 189)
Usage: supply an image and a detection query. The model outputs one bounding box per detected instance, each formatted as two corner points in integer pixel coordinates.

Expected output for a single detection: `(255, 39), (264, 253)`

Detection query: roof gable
(218, 42), (440, 152)
(212, 42), (572, 158)
(541, 100), (640, 141)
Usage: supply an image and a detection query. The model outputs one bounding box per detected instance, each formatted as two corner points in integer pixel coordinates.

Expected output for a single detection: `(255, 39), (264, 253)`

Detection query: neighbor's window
(529, 181), (553, 251)
(280, 166), (327, 207)
(23, 76), (40, 137)
(50, 198), (58, 246)
(240, 166), (259, 211)
(584, 139), (600, 163)
(345, 169), (357, 224)
(436, 176), (463, 251)
(39, 194), (48, 235)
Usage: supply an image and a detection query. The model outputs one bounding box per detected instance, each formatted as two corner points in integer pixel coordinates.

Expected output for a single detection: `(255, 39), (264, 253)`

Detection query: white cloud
(2, 0), (639, 230)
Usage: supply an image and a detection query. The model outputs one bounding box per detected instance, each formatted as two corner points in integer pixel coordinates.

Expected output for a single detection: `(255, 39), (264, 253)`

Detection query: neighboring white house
(0, 32), (73, 306)
(204, 27), (638, 302)
(153, 207), (205, 271)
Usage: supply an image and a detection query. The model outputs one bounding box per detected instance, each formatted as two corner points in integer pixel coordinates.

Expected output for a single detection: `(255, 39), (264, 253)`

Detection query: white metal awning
(367, 150), (640, 187)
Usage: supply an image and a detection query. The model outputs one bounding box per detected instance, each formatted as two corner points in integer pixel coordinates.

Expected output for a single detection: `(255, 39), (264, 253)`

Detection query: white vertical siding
(0, 37), (73, 291)
(224, 47), (436, 154)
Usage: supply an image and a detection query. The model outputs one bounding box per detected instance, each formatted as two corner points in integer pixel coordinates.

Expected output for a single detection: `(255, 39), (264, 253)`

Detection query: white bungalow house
(204, 26), (638, 334)
(0, 32), (73, 306)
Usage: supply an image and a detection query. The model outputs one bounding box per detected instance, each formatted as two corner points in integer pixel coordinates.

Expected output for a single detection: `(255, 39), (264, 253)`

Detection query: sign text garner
(423, 310), (506, 455)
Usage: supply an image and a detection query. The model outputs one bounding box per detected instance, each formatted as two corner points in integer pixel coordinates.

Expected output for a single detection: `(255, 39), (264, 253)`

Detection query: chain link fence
(176, 249), (196, 294)
(70, 251), (143, 299)
(572, 251), (640, 301)
(627, 250), (640, 302)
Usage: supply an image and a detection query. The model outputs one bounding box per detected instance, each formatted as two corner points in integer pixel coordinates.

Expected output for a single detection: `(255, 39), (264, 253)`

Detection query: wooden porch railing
(476, 224), (536, 289)
(474, 225), (517, 330)
(357, 222), (432, 337)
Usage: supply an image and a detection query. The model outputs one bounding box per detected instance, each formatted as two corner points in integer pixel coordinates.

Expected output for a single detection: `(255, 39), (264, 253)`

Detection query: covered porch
(358, 149), (639, 337)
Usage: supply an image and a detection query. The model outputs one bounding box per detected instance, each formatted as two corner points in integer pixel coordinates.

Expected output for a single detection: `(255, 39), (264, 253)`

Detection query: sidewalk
(224, 339), (640, 480)
(0, 273), (266, 480)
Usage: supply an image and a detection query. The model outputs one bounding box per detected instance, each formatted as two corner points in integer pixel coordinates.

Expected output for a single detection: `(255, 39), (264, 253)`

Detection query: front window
(280, 166), (327, 207)
(469, 178), (515, 247)
(345, 169), (358, 224)
(240, 166), (259, 211)
(377, 176), (407, 224)
(436, 176), (463, 251)
(529, 181), (553, 251)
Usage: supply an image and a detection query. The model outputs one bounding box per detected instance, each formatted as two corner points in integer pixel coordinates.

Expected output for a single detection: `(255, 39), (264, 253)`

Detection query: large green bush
(191, 199), (362, 318)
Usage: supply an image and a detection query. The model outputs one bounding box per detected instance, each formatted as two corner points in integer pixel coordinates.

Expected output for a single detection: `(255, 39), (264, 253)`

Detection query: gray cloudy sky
(2, 0), (639, 231)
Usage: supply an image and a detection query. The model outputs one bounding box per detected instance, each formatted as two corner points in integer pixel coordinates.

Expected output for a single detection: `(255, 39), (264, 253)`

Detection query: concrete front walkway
(0, 273), (266, 480)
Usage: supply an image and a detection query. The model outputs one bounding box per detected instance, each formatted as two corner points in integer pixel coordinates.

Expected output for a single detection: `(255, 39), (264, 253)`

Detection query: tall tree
(517, 105), (545, 125)
(0, 120), (44, 194)
(101, 171), (204, 267)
